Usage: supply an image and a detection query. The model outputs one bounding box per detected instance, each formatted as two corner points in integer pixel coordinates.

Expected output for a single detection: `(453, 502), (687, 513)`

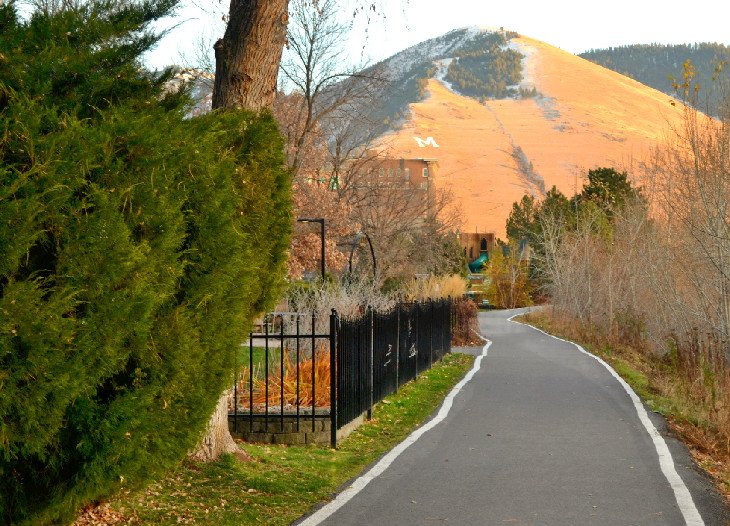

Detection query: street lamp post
(297, 218), (325, 284)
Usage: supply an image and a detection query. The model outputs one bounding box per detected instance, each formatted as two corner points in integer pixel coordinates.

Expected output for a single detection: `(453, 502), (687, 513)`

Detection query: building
(460, 232), (496, 262)
(337, 156), (439, 192)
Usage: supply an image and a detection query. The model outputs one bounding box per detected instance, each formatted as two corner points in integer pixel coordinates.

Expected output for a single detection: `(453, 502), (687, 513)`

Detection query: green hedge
(0, 3), (290, 524)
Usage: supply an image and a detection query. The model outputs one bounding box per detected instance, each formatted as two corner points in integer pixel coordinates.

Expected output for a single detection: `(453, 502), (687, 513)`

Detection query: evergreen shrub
(0, 2), (290, 524)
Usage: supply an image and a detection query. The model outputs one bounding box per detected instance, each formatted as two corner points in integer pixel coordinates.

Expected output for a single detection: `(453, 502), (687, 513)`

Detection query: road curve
(298, 309), (730, 526)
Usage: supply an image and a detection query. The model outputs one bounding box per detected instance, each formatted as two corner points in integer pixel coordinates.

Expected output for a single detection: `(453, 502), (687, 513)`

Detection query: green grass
(237, 345), (283, 379)
(108, 352), (475, 525)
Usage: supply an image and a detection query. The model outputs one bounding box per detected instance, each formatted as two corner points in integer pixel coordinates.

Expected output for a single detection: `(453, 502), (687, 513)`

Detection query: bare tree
(653, 69), (730, 354)
(340, 164), (461, 283)
(277, 0), (388, 176)
(197, 0), (406, 460)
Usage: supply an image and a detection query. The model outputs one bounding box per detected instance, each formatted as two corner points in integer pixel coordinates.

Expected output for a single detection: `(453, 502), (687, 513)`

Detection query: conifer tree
(0, 2), (290, 523)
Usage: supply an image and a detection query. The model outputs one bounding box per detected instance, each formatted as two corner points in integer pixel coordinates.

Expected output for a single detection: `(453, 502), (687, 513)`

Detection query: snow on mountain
(374, 34), (688, 237)
(375, 27), (483, 82)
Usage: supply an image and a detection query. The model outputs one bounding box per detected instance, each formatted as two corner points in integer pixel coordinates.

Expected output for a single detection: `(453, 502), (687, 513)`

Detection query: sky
(143, 0), (730, 71)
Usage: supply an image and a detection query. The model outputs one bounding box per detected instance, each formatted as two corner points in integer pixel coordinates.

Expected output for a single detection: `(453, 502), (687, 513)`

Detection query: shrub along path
(300, 309), (729, 526)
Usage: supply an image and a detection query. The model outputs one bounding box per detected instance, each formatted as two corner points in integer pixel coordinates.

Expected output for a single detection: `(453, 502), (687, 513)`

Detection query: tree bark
(193, 0), (289, 463)
(212, 0), (289, 111)
(191, 390), (249, 462)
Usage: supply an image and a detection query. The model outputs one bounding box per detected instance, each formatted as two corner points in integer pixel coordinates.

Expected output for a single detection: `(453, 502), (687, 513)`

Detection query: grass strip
(518, 311), (730, 503)
(107, 352), (475, 525)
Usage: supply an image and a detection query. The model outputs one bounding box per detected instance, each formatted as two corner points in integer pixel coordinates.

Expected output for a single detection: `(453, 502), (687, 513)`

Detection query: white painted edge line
(508, 314), (704, 526)
(297, 338), (492, 526)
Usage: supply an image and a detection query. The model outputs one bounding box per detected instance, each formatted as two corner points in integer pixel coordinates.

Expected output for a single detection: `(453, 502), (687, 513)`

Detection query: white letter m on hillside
(413, 136), (440, 148)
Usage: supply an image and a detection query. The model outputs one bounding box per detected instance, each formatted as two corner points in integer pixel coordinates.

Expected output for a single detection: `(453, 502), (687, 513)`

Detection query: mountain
(172, 30), (692, 240)
(579, 44), (730, 116)
(369, 29), (688, 238)
(360, 27), (527, 138)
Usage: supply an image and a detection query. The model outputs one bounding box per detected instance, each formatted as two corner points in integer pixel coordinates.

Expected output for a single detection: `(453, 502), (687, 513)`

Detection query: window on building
(397, 168), (402, 178)
(423, 167), (429, 178)
(378, 168), (384, 178)
(387, 168), (393, 178)
(404, 168), (410, 180)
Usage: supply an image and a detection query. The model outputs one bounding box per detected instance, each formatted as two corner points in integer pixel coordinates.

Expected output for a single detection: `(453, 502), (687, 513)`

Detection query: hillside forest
(352, 28), (528, 138)
(445, 31), (524, 100)
(580, 43), (730, 115)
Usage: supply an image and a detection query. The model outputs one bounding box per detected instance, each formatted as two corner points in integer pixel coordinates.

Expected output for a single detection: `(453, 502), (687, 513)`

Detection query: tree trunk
(194, 0), (289, 462)
(212, 0), (289, 111)
(191, 390), (249, 462)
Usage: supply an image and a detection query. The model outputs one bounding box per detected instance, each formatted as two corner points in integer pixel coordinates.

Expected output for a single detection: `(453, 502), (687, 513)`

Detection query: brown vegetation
(485, 244), (532, 309)
(238, 348), (332, 409)
(273, 0), (461, 284)
(529, 76), (730, 498)
(451, 298), (481, 346)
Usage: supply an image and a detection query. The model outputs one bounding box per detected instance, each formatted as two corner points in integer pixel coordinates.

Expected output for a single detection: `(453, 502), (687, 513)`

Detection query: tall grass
(234, 345), (331, 409)
(404, 274), (467, 301)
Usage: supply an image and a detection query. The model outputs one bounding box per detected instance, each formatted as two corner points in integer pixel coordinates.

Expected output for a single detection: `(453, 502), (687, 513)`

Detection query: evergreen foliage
(506, 186), (573, 251)
(0, 2), (290, 524)
(445, 32), (523, 100)
(507, 168), (640, 245)
(506, 168), (641, 292)
(578, 167), (641, 217)
(376, 62), (438, 129)
(580, 43), (730, 115)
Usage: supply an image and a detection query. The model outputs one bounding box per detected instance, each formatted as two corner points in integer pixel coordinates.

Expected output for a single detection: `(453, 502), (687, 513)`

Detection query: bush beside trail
(0, 3), (290, 524)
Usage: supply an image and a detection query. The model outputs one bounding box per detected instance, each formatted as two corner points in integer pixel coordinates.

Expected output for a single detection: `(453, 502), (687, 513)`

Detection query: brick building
(342, 157), (439, 191)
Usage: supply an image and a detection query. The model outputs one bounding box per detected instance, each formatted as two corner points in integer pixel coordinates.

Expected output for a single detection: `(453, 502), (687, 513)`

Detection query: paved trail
(299, 309), (730, 526)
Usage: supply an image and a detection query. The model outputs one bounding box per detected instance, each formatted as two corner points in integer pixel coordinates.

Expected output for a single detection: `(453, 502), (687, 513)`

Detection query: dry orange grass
(236, 346), (331, 409)
(405, 274), (467, 301)
(377, 36), (687, 238)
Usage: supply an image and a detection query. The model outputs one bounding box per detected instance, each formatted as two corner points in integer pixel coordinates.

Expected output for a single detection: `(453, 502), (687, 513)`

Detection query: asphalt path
(298, 309), (730, 526)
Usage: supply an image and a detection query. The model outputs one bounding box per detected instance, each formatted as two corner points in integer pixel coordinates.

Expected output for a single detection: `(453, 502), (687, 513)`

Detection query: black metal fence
(230, 312), (335, 440)
(336, 300), (452, 433)
(231, 299), (453, 448)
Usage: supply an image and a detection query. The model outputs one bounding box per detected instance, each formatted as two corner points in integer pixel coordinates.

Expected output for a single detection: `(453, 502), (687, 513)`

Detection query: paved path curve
(298, 309), (730, 525)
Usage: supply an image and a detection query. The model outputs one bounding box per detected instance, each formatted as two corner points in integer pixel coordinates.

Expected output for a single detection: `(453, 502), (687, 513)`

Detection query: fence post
(441, 300), (446, 357)
(264, 318), (269, 431)
(414, 303), (419, 379)
(330, 309), (338, 449)
(311, 311), (316, 433)
(446, 299), (451, 353)
(367, 306), (374, 420)
(280, 316), (285, 432)
(249, 332), (253, 433)
(233, 345), (238, 435)
(395, 305), (401, 392)
(429, 301), (434, 368)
